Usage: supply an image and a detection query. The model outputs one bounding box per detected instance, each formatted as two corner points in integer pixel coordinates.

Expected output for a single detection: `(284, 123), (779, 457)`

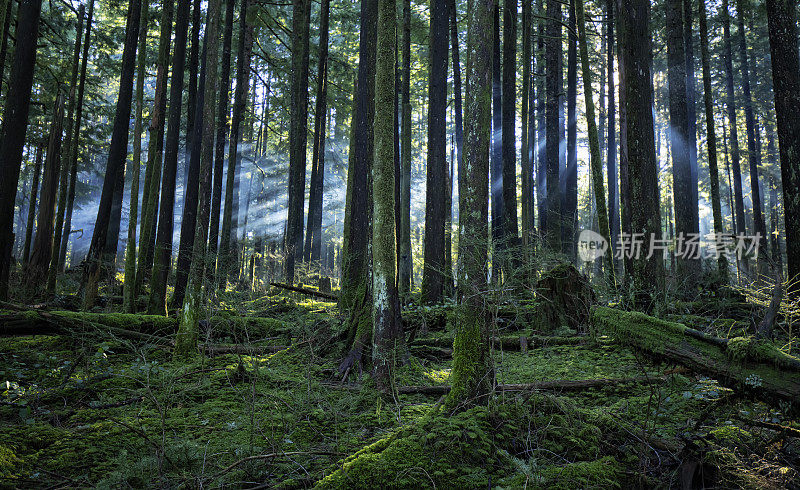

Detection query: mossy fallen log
(411, 334), (586, 352)
(269, 282), (338, 301)
(592, 306), (800, 409)
(397, 375), (669, 395)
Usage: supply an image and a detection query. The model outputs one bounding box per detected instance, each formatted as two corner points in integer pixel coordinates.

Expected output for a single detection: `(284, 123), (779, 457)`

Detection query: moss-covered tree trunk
(699, 0), (728, 280)
(148, 0), (191, 315)
(535, 0), (546, 235)
(122, 0), (149, 312)
(576, 0), (615, 288)
(501, 0), (518, 254)
(563, 0), (577, 261)
(218, 0), (254, 290)
(490, 5), (503, 279)
(398, 0), (412, 301)
(372, 0), (402, 390)
(22, 147), (43, 265)
(285, 0), (311, 283)
(0, 0), (43, 301)
(422, 0), (449, 303)
(48, 4), (85, 297)
(765, 0), (800, 294)
(544, 0), (562, 253)
(447, 0), (493, 412)
(174, 0), (221, 359)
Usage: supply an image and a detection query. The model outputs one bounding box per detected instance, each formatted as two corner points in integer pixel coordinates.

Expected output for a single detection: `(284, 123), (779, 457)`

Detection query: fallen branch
(210, 451), (338, 481)
(270, 282), (338, 301)
(411, 334), (586, 352)
(202, 343), (287, 356)
(592, 306), (800, 410)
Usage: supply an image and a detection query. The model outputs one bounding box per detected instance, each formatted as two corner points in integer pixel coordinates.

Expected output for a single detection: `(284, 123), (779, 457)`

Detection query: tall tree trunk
(450, 0), (464, 279)
(219, 0), (254, 290)
(490, 4), (503, 282)
(48, 4), (85, 296)
(135, 0), (176, 298)
(184, 0), (202, 185)
(304, 0), (330, 265)
(122, 0), (150, 311)
(765, 0), (800, 292)
(22, 147), (43, 265)
(667, 0), (699, 282)
(564, 0), (577, 261)
(502, 0), (519, 253)
(447, 0), (493, 412)
(174, 0), (221, 358)
(684, 0), (699, 237)
(422, 0), (449, 303)
(0, 0), (13, 100)
(606, 0), (618, 258)
(80, 0), (142, 309)
(617, 0), (663, 308)
(0, 0), (43, 301)
(59, 0), (95, 273)
(576, 0), (615, 287)
(721, 0), (746, 240)
(398, 0), (412, 300)
(173, 39), (207, 309)
(699, 0), (728, 280)
(735, 0), (767, 262)
(207, 0), (235, 283)
(520, 0), (533, 247)
(372, 0), (402, 390)
(28, 94), (65, 296)
(545, 0), (561, 252)
(535, 0), (546, 233)
(285, 0), (311, 283)
(147, 0), (191, 314)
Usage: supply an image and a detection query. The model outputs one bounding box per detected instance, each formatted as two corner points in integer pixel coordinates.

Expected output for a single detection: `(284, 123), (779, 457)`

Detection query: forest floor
(1, 283), (799, 488)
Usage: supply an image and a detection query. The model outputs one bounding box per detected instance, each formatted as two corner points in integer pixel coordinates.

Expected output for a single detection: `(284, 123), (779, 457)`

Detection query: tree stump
(536, 264), (595, 333)
(319, 276), (331, 294)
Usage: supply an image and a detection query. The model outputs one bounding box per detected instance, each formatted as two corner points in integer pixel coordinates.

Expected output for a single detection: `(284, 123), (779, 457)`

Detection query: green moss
(446, 304), (489, 410)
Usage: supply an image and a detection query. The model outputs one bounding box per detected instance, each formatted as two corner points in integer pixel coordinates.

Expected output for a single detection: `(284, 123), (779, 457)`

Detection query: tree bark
(535, 0), (546, 234)
(398, 0), (412, 301)
(22, 147), (43, 265)
(606, 0), (618, 259)
(285, 0), (311, 283)
(520, 0), (533, 247)
(765, 0), (800, 293)
(80, 0), (142, 309)
(422, 0), (449, 303)
(447, 0), (493, 412)
(545, 0), (561, 252)
(147, 0), (191, 314)
(502, 0), (519, 252)
(617, 0), (663, 308)
(0, 0), (43, 301)
(490, 5), (503, 278)
(684, 0), (699, 237)
(564, 0), (577, 261)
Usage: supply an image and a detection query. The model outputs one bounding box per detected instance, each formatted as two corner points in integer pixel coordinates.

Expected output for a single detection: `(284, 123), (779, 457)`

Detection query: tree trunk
(304, 0), (330, 266)
(450, 0), (464, 285)
(576, 0), (615, 287)
(520, 0), (532, 248)
(48, 4), (86, 296)
(285, 0), (311, 284)
(765, 0), (800, 294)
(398, 0), (412, 301)
(207, 0), (236, 283)
(684, 0), (699, 238)
(80, 0), (142, 309)
(59, 0), (95, 273)
(135, 0), (175, 299)
(0, 0), (13, 100)
(735, 0), (768, 263)
(617, 0), (663, 309)
(699, 0), (728, 280)
(218, 0), (254, 290)
(174, 0), (221, 359)
(422, 0), (449, 303)
(535, 0), (546, 233)
(606, 0), (618, 259)
(502, 0), (519, 254)
(667, 0), (699, 282)
(545, 0), (561, 252)
(721, 0), (746, 241)
(564, 0), (577, 261)
(0, 0), (43, 301)
(147, 0), (191, 314)
(184, 0), (202, 185)
(372, 0), (402, 390)
(123, 0), (150, 312)
(490, 5), (503, 280)
(22, 147), (43, 265)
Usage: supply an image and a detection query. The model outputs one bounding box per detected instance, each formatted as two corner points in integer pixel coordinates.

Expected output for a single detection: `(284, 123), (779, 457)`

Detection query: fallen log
(411, 334), (586, 352)
(397, 375), (669, 395)
(270, 282), (339, 301)
(202, 343), (287, 356)
(592, 306), (800, 410)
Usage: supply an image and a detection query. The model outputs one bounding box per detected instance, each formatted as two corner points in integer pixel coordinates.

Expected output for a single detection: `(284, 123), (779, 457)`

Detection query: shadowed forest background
(1, 0), (800, 486)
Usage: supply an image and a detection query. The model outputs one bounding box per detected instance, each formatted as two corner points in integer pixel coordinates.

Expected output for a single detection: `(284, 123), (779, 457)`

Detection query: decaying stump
(536, 264), (595, 332)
